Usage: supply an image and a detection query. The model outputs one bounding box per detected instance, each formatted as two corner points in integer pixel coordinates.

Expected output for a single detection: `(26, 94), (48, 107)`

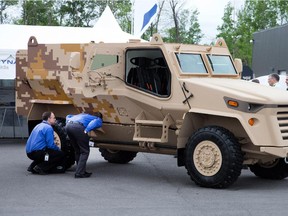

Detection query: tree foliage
(217, 2), (235, 54)
(58, 0), (98, 27)
(217, 0), (288, 67)
(17, 0), (59, 25)
(163, 0), (203, 44)
(0, 0), (18, 24)
(8, 0), (288, 67)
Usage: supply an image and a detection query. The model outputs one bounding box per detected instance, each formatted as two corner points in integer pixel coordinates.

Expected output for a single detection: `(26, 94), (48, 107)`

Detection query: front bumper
(260, 147), (288, 158)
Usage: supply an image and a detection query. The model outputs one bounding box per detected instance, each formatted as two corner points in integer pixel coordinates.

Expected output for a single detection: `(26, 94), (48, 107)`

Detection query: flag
(133, 0), (158, 37)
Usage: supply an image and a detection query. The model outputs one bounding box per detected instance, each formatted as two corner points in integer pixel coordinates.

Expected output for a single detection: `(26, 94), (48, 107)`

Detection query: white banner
(0, 50), (16, 80)
(133, 0), (158, 37)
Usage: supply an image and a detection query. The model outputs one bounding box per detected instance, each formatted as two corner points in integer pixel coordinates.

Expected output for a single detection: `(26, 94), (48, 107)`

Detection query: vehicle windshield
(207, 55), (237, 75)
(176, 53), (207, 74)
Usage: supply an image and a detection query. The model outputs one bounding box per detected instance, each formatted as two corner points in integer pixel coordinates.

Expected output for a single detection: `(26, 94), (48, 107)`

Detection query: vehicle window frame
(90, 54), (119, 71)
(125, 48), (171, 98)
(175, 52), (208, 75)
(206, 54), (237, 75)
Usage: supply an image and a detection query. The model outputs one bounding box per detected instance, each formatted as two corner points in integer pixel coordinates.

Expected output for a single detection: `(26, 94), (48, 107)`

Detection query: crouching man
(26, 111), (66, 175)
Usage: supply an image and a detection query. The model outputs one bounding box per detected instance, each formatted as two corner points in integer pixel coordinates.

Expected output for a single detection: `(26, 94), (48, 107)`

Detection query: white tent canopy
(0, 6), (141, 50)
(0, 6), (142, 79)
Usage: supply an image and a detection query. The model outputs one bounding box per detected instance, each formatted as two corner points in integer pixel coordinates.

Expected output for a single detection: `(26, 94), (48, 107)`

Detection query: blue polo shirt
(26, 121), (60, 153)
(66, 113), (102, 132)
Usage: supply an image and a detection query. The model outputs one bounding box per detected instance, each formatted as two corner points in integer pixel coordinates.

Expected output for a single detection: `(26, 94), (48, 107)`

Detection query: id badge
(44, 153), (49, 161)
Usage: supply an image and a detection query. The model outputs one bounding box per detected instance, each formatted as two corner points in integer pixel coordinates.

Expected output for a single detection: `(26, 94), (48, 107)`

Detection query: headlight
(224, 97), (265, 113)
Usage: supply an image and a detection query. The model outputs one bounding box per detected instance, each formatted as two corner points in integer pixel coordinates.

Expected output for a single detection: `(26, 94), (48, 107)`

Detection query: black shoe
(33, 165), (47, 175)
(27, 165), (33, 172)
(75, 172), (92, 178)
(27, 164), (38, 174)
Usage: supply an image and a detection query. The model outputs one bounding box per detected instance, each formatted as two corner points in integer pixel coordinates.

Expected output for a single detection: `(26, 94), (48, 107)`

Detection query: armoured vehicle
(16, 34), (288, 188)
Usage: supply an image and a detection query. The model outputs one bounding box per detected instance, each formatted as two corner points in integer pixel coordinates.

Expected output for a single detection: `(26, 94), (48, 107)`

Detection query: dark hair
(94, 111), (103, 119)
(270, 73), (280, 82)
(42, 111), (52, 121)
(251, 79), (260, 83)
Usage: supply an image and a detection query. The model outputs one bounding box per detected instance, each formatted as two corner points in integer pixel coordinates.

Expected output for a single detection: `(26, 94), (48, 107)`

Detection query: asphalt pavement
(0, 139), (288, 216)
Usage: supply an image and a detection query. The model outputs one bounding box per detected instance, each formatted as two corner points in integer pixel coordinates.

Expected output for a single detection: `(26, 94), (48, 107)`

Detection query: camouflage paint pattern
(15, 34), (288, 168)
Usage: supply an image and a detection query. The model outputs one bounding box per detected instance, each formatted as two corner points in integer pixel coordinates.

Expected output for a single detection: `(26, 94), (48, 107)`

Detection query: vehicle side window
(126, 49), (171, 97)
(91, 54), (118, 70)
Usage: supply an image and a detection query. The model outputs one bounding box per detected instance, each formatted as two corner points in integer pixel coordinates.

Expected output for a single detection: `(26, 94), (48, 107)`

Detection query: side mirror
(69, 52), (80, 70)
(234, 58), (243, 74)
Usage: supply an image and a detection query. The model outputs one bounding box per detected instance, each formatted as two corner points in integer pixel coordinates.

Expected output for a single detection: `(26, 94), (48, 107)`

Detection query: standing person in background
(268, 73), (281, 88)
(26, 111), (66, 175)
(65, 112), (103, 178)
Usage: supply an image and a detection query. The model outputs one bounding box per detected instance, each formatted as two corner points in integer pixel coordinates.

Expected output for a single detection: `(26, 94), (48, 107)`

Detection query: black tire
(185, 126), (243, 189)
(249, 158), (288, 180)
(99, 148), (137, 164)
(53, 121), (75, 169)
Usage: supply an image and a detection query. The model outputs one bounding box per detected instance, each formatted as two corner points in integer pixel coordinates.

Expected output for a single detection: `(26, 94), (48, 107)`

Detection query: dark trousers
(66, 123), (90, 175)
(27, 149), (66, 173)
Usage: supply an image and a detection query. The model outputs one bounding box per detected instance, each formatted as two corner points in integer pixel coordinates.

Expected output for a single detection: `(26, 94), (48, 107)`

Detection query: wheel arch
(27, 103), (78, 121)
(26, 103), (78, 134)
(177, 112), (249, 149)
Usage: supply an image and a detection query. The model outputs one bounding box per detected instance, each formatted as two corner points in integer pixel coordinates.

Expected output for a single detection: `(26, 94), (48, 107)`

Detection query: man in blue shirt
(65, 112), (103, 178)
(26, 111), (66, 175)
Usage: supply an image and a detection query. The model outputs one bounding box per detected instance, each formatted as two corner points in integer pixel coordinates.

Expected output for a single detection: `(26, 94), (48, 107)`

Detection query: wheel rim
(193, 140), (222, 176)
(54, 131), (61, 148)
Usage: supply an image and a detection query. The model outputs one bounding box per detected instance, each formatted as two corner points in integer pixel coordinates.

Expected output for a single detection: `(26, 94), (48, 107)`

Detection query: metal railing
(0, 106), (28, 138)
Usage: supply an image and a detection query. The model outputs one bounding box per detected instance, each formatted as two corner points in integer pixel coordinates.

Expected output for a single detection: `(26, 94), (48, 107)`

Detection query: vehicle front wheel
(249, 158), (288, 180)
(99, 148), (137, 164)
(185, 126), (243, 188)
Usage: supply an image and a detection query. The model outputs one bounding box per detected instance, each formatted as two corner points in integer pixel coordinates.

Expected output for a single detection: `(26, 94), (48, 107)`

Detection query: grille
(277, 110), (288, 140)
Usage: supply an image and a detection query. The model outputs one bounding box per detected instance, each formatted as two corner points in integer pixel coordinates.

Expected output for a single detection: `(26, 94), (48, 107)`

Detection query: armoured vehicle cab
(16, 34), (288, 188)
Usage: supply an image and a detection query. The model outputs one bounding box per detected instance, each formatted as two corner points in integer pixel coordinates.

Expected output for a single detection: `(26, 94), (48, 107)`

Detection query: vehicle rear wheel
(53, 121), (75, 169)
(99, 148), (137, 164)
(185, 126), (243, 188)
(249, 158), (288, 179)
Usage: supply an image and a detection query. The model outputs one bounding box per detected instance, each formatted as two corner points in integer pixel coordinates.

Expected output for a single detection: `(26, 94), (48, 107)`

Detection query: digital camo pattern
(16, 37), (121, 121)
(16, 50), (34, 116)
(15, 36), (237, 124)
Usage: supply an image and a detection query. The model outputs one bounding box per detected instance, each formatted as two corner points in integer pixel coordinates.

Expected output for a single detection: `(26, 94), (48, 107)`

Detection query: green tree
(58, 0), (98, 27)
(217, 0), (288, 66)
(163, 1), (203, 44)
(234, 0), (279, 66)
(217, 2), (236, 55)
(0, 0), (18, 24)
(277, 0), (288, 25)
(184, 9), (203, 44)
(167, 0), (184, 43)
(16, 0), (59, 25)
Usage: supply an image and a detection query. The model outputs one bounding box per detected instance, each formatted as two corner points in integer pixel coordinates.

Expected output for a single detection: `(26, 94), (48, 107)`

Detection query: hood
(181, 78), (288, 104)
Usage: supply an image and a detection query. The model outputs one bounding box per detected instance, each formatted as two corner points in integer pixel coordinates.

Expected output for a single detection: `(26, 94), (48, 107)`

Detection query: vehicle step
(135, 120), (163, 125)
(133, 137), (162, 143)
